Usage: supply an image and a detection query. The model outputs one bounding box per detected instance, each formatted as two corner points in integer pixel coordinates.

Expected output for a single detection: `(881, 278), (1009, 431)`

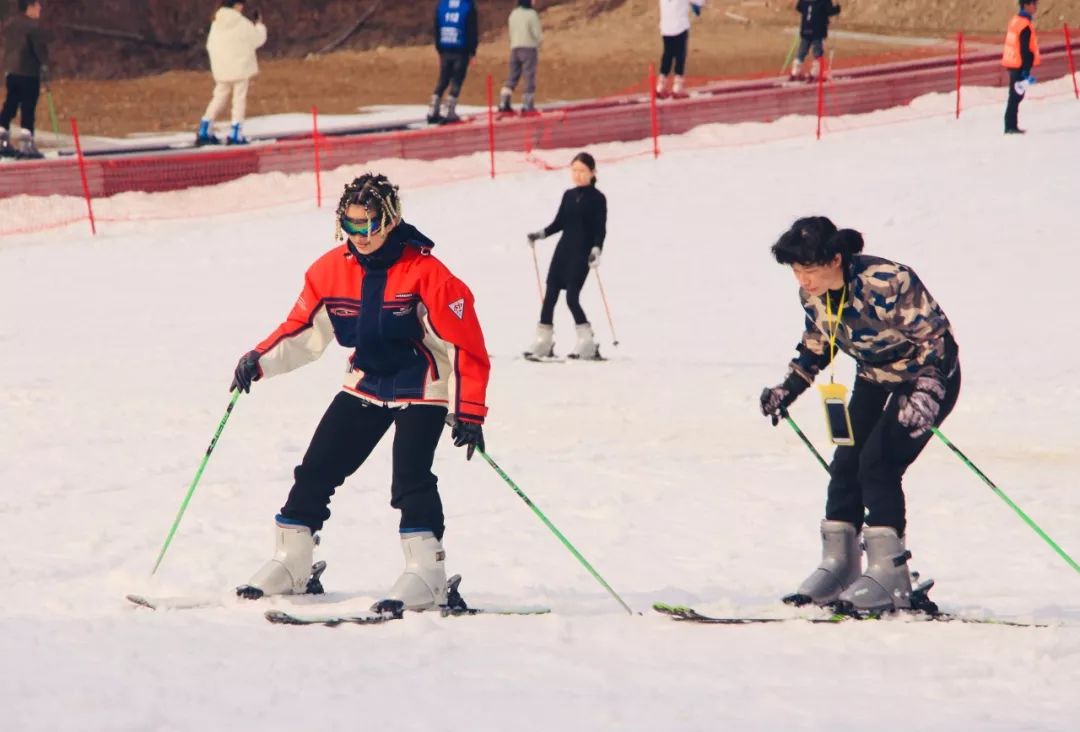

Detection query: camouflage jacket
(786, 254), (957, 390)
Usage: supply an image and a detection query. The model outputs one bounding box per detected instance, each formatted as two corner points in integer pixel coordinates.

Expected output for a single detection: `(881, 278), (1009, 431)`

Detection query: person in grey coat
(1, 0), (49, 160)
(498, 0), (542, 114)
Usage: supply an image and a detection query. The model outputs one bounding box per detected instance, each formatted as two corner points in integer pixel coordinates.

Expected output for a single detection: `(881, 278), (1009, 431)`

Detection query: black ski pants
(1004, 69), (1026, 132)
(433, 51), (471, 99)
(825, 366), (961, 537)
(279, 392), (448, 539)
(540, 278), (588, 326)
(660, 31), (689, 76)
(0, 74), (40, 134)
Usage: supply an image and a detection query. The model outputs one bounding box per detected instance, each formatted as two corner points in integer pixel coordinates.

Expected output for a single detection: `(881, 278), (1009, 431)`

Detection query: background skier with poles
(524, 151), (608, 361)
(228, 172), (490, 611)
(759, 216), (961, 614)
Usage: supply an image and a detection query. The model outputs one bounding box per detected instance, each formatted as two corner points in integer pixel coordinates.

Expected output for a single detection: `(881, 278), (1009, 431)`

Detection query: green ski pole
(780, 34), (799, 76)
(478, 449), (635, 615)
(151, 390), (242, 575)
(931, 427), (1080, 575)
(47, 90), (59, 137)
(780, 407), (830, 473)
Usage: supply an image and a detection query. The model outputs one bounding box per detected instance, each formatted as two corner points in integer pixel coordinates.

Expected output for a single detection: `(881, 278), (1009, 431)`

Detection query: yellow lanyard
(825, 286), (846, 383)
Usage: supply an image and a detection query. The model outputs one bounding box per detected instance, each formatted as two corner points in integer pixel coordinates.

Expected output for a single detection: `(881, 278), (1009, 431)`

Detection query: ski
(653, 602), (1050, 627)
(523, 352), (566, 363)
(265, 609), (400, 626)
(128, 560), (328, 610)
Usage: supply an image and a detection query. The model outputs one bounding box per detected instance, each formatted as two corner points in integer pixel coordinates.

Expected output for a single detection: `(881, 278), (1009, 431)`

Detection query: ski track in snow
(2, 79), (1080, 730)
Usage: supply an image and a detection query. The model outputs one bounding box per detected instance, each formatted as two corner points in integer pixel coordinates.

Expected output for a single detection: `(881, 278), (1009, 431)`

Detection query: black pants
(660, 31), (689, 76)
(540, 279), (588, 326)
(825, 366), (961, 537)
(0, 74), (40, 134)
(1004, 69), (1025, 132)
(433, 51), (470, 98)
(279, 392), (448, 539)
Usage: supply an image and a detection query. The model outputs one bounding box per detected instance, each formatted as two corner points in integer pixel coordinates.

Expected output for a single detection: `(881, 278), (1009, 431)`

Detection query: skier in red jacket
(231, 173), (490, 611)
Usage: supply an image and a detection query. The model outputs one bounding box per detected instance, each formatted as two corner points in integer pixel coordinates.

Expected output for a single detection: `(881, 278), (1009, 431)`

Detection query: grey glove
(588, 246), (602, 268)
(896, 376), (945, 438)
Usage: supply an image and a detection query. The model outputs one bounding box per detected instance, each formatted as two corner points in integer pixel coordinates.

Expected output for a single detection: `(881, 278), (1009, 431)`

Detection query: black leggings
(1005, 69), (1026, 132)
(825, 366), (961, 537)
(540, 282), (587, 326)
(660, 31), (688, 76)
(433, 51), (470, 98)
(0, 74), (40, 134)
(279, 393), (448, 539)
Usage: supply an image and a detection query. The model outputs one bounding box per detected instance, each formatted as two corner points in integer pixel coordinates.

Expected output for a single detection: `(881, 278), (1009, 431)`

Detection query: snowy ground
(3, 79), (1080, 731)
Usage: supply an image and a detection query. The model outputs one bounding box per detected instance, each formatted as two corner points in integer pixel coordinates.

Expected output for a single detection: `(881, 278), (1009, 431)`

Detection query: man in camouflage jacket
(760, 216), (961, 614)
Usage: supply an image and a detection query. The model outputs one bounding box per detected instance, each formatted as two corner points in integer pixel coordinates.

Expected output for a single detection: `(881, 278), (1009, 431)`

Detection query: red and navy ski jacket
(253, 223), (489, 423)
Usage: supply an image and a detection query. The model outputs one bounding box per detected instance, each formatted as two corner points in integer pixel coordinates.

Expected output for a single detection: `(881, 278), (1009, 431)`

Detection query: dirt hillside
(2, 1), (1078, 138)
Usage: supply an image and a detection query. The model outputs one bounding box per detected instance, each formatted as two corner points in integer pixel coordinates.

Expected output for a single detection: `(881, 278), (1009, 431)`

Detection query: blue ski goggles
(340, 214), (382, 237)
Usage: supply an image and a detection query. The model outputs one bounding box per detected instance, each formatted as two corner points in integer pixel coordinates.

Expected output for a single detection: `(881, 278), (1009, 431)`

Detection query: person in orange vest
(1002, 0), (1041, 134)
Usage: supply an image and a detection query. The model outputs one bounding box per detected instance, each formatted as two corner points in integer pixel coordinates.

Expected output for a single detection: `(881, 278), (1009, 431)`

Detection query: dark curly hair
(334, 173), (402, 241)
(771, 216), (864, 268)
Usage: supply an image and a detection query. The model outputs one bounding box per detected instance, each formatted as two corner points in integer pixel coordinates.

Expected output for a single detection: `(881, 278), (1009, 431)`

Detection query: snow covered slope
(2, 80), (1079, 730)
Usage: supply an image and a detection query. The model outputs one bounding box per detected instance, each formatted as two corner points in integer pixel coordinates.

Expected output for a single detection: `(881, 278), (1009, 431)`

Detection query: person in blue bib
(428, 0), (480, 124)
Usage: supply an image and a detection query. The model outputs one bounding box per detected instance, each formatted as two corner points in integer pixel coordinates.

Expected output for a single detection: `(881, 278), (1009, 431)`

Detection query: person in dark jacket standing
(230, 173), (490, 612)
(790, 0), (840, 81)
(0, 0), (49, 159)
(525, 152), (608, 361)
(1002, 0), (1041, 134)
(760, 217), (960, 615)
(428, 0), (480, 124)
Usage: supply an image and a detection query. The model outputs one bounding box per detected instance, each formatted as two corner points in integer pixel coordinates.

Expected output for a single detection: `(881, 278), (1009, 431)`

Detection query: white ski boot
(375, 531), (448, 611)
(568, 322), (601, 360)
(427, 94), (442, 124)
(783, 519), (862, 606)
(443, 96), (461, 123)
(672, 75), (687, 98)
(16, 130), (43, 160)
(236, 518), (320, 599)
(0, 129), (14, 158)
(655, 73), (672, 99)
(525, 323), (555, 360)
(836, 526), (913, 613)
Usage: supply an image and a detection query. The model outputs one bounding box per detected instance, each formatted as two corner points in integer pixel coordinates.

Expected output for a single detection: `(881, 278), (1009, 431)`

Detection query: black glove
(230, 350), (262, 393)
(450, 417), (485, 460)
(896, 375), (945, 438)
(253, 9), (262, 22)
(526, 230), (545, 244)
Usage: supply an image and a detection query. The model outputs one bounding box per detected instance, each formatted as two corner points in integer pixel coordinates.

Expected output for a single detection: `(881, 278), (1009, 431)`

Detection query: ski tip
(125, 594), (155, 610)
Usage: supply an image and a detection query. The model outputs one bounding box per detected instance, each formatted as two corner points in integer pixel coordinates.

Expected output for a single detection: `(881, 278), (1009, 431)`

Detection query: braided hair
(334, 173), (403, 241)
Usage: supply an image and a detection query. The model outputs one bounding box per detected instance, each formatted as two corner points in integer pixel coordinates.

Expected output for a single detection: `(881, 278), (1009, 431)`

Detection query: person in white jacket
(657, 0), (704, 98)
(498, 0), (543, 114)
(196, 0), (267, 146)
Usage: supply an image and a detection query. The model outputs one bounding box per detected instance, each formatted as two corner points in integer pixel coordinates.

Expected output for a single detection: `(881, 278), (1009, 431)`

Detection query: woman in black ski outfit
(525, 151), (607, 360)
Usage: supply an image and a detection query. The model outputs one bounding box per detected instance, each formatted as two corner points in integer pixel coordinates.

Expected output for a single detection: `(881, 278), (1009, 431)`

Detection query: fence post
(311, 105), (323, 209)
(70, 118), (97, 236)
(816, 56), (826, 140)
(1065, 24), (1079, 101)
(649, 64), (660, 158)
(486, 74), (496, 179)
(955, 31), (964, 119)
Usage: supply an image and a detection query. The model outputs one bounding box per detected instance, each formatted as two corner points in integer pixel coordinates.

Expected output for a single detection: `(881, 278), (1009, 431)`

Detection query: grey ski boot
(783, 520), (861, 606)
(835, 526), (913, 613)
(15, 130), (44, 160)
(236, 518), (324, 600)
(372, 531), (448, 613)
(0, 129), (15, 158)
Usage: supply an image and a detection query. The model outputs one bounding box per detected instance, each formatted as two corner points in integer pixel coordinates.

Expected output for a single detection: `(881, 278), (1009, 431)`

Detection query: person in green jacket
(1, 0), (49, 160)
(498, 0), (542, 114)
